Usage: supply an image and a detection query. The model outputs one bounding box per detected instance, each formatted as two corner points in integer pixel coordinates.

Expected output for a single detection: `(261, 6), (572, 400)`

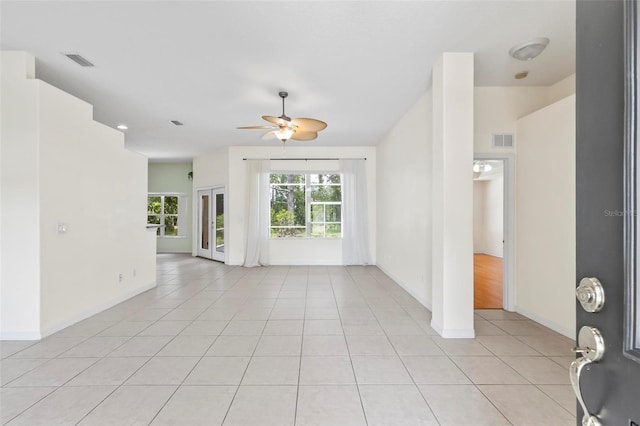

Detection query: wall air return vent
(63, 53), (94, 67)
(492, 134), (514, 148)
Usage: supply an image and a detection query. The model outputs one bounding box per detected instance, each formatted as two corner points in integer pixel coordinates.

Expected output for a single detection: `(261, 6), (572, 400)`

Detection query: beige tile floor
(0, 254), (576, 425)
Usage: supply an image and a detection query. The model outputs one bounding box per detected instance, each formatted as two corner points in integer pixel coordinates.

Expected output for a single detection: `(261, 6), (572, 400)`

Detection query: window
(270, 173), (342, 238)
(147, 194), (185, 237)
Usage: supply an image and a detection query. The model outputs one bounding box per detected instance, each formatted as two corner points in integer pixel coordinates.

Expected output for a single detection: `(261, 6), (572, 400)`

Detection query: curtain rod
(242, 157), (366, 161)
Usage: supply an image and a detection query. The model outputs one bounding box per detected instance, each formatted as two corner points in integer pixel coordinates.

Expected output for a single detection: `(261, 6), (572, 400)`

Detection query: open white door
(212, 189), (225, 262)
(197, 187), (225, 262)
(197, 189), (212, 259)
(573, 1), (640, 424)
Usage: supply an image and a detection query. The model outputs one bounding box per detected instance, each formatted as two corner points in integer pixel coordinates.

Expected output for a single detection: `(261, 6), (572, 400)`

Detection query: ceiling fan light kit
(473, 161), (493, 173)
(238, 91), (327, 144)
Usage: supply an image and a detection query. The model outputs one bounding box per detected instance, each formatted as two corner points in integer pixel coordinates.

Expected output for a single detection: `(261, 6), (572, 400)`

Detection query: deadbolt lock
(576, 277), (605, 313)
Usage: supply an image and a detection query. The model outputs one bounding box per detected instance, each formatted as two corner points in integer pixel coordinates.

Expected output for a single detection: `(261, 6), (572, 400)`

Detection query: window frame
(147, 193), (186, 238)
(269, 173), (343, 239)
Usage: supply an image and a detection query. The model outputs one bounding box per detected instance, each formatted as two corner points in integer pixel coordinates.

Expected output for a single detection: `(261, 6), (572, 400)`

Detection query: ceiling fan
(237, 91), (327, 143)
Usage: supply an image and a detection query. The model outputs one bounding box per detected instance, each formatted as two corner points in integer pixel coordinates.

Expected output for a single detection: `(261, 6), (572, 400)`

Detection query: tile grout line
(1, 256), (576, 425)
(335, 267), (369, 426)
(219, 265), (281, 426)
(1, 386), (58, 425)
(360, 266), (443, 425)
(72, 261), (242, 425)
(143, 269), (248, 426)
(293, 265), (308, 426)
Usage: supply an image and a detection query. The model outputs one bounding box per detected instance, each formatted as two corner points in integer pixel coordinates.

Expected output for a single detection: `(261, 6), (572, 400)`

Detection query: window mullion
(323, 201), (327, 238)
(160, 196), (165, 237)
(268, 173), (342, 239)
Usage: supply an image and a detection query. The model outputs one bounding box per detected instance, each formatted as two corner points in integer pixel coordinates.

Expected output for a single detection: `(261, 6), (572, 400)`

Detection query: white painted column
(431, 53), (475, 338)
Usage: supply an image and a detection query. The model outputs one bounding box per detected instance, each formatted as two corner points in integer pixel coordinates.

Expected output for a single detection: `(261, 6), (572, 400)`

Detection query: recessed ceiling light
(515, 71), (529, 80)
(117, 124), (128, 130)
(509, 37), (550, 61)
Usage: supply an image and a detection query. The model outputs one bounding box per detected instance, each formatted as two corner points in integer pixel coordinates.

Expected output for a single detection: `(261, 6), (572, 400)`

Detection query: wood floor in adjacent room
(474, 253), (503, 309)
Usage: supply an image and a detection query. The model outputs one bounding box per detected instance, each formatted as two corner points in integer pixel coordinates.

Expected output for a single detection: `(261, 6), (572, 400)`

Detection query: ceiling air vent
(492, 134), (514, 148)
(170, 120), (184, 126)
(63, 53), (94, 67)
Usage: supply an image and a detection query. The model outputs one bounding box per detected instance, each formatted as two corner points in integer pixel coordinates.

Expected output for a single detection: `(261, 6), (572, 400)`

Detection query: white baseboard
(0, 331), (42, 340)
(268, 260), (343, 266)
(375, 264), (432, 310)
(474, 251), (503, 259)
(38, 281), (157, 339)
(514, 305), (575, 339)
(430, 320), (476, 339)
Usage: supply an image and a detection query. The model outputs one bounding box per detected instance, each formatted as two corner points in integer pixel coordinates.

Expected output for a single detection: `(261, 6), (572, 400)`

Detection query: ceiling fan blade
(291, 131), (318, 141)
(262, 131), (276, 140)
(291, 118), (327, 132)
(262, 115), (290, 126)
(237, 125), (275, 130)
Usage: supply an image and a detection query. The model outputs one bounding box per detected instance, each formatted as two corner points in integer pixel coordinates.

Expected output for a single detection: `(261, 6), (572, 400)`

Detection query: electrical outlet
(118, 273), (123, 283)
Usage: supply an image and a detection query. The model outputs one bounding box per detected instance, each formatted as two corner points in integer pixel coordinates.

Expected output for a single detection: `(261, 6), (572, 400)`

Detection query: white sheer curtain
(243, 160), (271, 267)
(340, 159), (371, 265)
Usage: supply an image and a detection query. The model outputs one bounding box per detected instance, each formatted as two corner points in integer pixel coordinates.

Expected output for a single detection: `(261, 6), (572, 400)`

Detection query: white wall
(192, 147), (229, 190)
(376, 91), (433, 308)
(473, 175), (504, 257)
(515, 95), (576, 337)
(473, 76), (576, 155)
(222, 146), (377, 266)
(1, 51), (156, 339)
(472, 79), (576, 337)
(192, 146), (230, 259)
(483, 175), (504, 257)
(474, 87), (551, 154)
(473, 181), (486, 254)
(148, 162), (193, 253)
(1, 52), (41, 339)
(547, 74), (576, 105)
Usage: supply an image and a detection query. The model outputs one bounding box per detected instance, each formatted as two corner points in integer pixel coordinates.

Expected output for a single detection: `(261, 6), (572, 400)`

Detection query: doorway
(473, 160), (504, 308)
(197, 187), (225, 262)
(472, 154), (515, 311)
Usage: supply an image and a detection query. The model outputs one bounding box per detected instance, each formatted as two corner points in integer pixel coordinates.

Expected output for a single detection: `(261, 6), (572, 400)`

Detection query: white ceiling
(1, 1), (575, 161)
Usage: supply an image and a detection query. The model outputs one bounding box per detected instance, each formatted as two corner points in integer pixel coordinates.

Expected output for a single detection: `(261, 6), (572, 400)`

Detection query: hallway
(1, 254), (575, 425)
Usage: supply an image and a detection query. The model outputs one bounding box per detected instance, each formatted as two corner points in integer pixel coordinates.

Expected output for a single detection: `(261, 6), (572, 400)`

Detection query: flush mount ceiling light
(237, 91), (327, 144)
(509, 37), (550, 61)
(473, 161), (493, 173)
(116, 124), (128, 130)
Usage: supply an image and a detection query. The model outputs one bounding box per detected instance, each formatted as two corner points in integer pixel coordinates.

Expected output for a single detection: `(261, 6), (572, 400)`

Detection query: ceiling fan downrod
(279, 91), (291, 121)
